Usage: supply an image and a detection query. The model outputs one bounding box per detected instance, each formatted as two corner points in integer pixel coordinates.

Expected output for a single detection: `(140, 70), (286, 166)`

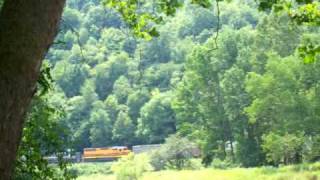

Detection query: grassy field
(76, 163), (320, 180)
(70, 162), (113, 177)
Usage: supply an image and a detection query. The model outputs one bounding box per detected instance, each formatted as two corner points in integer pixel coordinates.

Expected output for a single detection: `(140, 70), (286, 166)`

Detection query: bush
(262, 132), (304, 165)
(187, 159), (204, 170)
(150, 134), (200, 170)
(211, 158), (236, 169)
(69, 162), (112, 176)
(284, 162), (320, 172)
(111, 153), (153, 180)
(149, 148), (167, 171)
(303, 135), (320, 162)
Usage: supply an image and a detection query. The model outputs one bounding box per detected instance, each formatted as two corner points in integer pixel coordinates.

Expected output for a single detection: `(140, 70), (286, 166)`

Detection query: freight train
(82, 146), (131, 162)
(46, 144), (162, 163)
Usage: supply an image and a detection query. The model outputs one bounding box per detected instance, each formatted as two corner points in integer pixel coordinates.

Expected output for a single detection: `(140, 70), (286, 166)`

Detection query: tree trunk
(0, 0), (65, 179)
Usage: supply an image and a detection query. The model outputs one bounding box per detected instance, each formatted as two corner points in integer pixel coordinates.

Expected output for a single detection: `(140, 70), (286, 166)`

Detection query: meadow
(75, 162), (320, 180)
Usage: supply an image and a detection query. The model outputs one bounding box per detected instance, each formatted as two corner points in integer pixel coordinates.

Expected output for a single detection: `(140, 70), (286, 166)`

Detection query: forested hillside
(46, 0), (251, 149)
(41, 0), (320, 167)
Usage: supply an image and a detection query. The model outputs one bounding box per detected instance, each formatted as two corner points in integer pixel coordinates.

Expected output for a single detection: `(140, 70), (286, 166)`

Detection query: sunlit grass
(77, 174), (115, 180)
(141, 168), (319, 180)
(77, 163), (320, 180)
(70, 162), (113, 178)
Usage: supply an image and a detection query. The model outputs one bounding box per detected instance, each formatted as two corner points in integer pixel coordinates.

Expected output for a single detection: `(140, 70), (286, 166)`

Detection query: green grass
(141, 167), (319, 180)
(76, 163), (320, 180)
(69, 162), (113, 177)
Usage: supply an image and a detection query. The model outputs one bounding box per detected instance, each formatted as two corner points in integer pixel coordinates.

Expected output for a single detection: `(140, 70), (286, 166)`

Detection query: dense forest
(3, 0), (319, 178)
(47, 0), (257, 150)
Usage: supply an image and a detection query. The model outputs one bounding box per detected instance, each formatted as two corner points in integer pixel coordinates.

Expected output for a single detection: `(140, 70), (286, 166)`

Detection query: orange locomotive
(82, 146), (131, 162)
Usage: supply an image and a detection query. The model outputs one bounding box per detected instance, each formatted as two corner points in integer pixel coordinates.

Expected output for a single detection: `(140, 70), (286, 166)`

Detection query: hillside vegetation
(12, 0), (320, 178)
(44, 0), (320, 167)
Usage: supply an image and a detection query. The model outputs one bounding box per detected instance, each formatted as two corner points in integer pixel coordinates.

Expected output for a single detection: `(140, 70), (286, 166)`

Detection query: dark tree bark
(0, 0), (65, 179)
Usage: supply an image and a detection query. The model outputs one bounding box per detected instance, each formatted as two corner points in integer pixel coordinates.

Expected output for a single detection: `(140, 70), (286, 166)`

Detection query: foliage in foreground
(14, 92), (74, 179)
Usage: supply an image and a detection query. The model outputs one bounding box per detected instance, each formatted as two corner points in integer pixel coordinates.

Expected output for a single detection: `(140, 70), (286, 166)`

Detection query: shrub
(303, 135), (320, 162)
(309, 162), (320, 171)
(187, 158), (204, 170)
(69, 162), (112, 176)
(149, 148), (167, 171)
(111, 153), (153, 180)
(150, 134), (200, 170)
(211, 158), (236, 169)
(262, 132), (304, 165)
